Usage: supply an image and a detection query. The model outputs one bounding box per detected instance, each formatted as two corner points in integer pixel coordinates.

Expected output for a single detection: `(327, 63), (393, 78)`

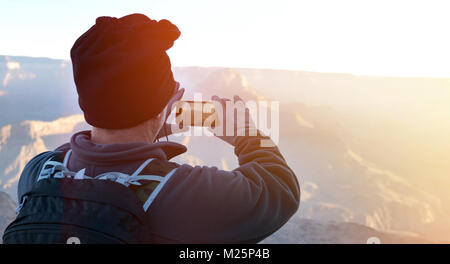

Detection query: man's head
(88, 105), (168, 145)
(70, 14), (180, 138)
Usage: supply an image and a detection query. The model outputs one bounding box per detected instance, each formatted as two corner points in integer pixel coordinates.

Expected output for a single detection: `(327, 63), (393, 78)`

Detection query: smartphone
(175, 100), (217, 127)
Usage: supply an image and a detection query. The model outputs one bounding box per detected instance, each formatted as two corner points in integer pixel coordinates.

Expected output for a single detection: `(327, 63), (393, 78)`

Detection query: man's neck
(90, 126), (157, 145)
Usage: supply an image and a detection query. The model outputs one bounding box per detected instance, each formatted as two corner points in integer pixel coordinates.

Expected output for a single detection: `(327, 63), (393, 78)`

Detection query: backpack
(2, 150), (178, 244)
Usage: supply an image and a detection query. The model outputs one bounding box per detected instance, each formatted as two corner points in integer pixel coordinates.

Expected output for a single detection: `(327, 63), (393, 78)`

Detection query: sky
(1, 0), (450, 77)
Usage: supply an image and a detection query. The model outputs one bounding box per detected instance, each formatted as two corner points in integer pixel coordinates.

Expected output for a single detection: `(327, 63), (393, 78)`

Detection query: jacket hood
(69, 130), (187, 165)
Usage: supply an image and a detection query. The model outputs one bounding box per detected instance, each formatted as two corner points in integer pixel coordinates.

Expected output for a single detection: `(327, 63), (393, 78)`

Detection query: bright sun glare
(1, 0), (449, 77)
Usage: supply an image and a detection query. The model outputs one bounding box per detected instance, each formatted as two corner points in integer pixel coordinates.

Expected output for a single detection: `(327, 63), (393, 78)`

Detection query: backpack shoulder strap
(63, 149), (72, 167)
(17, 150), (67, 202)
(130, 159), (179, 212)
(21, 148), (179, 213)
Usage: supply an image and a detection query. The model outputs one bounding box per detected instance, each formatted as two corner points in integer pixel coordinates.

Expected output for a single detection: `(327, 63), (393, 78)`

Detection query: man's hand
(156, 83), (185, 139)
(166, 82), (185, 120)
(209, 95), (258, 146)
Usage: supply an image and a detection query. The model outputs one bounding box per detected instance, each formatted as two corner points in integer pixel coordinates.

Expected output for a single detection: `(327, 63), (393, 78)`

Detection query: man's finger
(173, 87), (185, 101)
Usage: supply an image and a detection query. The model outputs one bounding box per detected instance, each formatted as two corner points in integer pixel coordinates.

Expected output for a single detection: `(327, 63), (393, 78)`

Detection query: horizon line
(1, 53), (450, 80)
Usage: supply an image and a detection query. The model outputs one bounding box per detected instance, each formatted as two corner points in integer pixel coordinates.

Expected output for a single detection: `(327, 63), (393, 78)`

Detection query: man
(3, 14), (300, 244)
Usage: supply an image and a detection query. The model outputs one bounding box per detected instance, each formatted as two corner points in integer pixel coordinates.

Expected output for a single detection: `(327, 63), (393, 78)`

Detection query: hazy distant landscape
(1, 55), (449, 243)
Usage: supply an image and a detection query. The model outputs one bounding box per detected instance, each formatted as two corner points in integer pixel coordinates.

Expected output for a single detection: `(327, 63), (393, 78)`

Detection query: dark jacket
(17, 131), (300, 243)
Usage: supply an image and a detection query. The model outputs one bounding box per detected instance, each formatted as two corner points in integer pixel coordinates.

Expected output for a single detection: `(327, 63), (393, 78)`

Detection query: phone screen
(175, 101), (217, 127)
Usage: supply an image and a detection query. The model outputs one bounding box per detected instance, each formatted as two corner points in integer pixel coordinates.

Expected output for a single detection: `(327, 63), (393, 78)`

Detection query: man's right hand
(209, 95), (258, 146)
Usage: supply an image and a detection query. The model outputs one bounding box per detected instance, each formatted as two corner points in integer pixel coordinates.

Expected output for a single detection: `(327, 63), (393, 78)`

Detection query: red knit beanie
(70, 13), (180, 129)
